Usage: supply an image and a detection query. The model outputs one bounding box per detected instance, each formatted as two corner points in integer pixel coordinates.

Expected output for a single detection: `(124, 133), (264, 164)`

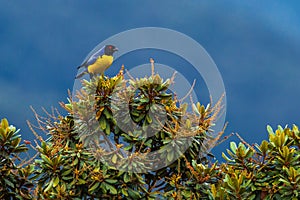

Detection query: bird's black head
(104, 45), (118, 56)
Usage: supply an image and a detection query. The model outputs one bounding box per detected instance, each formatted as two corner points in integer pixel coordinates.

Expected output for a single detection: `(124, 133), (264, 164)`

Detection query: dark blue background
(1, 1), (300, 159)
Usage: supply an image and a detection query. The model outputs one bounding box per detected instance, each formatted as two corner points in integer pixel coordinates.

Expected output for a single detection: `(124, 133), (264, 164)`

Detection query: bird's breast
(87, 55), (114, 74)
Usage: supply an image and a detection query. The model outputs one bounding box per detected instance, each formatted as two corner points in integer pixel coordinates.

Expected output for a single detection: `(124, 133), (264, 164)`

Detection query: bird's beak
(114, 48), (118, 52)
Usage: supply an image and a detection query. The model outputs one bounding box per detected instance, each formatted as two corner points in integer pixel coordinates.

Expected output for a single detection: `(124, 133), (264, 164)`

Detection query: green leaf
(1, 118), (9, 129)
(192, 104), (200, 115)
(267, 125), (274, 134)
(211, 184), (217, 198)
(0, 128), (5, 139)
(89, 182), (100, 193)
(105, 179), (118, 184)
(128, 187), (141, 199)
(40, 154), (53, 167)
(13, 146), (28, 153)
(78, 178), (86, 184)
(44, 178), (54, 192)
(124, 173), (131, 183)
(185, 119), (191, 129)
(53, 176), (59, 187)
(230, 142), (237, 154)
(123, 144), (133, 151)
(62, 168), (73, 176)
(278, 178), (291, 186)
(103, 108), (112, 119)
(104, 182), (117, 194)
(222, 152), (234, 162)
(10, 134), (21, 142)
(140, 98), (149, 103)
(62, 176), (73, 181)
(72, 158), (79, 166)
(99, 117), (107, 130)
(122, 188), (128, 196)
(105, 124), (111, 134)
(112, 154), (117, 164)
(167, 152), (174, 162)
(144, 139), (152, 147)
(4, 178), (14, 188)
(146, 114), (152, 123)
(259, 140), (269, 154)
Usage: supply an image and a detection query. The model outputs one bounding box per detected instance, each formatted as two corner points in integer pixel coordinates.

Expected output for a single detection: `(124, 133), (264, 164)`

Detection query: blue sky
(1, 1), (300, 159)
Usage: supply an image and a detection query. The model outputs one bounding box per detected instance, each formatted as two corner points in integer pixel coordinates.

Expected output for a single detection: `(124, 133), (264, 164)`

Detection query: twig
(215, 131), (234, 146)
(18, 152), (39, 168)
(169, 71), (177, 85)
(235, 132), (256, 152)
(150, 58), (155, 77)
(26, 120), (44, 142)
(179, 79), (196, 103)
(125, 69), (135, 81)
(197, 122), (228, 160)
(118, 64), (125, 78)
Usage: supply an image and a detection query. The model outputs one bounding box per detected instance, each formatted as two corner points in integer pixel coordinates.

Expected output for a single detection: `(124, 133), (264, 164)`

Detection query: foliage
(1, 67), (300, 199)
(34, 67), (222, 199)
(0, 118), (35, 199)
(218, 125), (300, 200)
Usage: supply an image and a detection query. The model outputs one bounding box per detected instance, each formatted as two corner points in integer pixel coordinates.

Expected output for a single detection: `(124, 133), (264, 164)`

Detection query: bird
(75, 45), (118, 79)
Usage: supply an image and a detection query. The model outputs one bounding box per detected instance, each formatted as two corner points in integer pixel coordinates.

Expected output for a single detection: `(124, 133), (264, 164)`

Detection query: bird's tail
(77, 60), (88, 69)
(75, 71), (88, 79)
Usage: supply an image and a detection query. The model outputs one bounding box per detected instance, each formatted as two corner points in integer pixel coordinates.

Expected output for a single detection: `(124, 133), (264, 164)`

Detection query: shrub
(1, 67), (299, 199)
(0, 118), (35, 199)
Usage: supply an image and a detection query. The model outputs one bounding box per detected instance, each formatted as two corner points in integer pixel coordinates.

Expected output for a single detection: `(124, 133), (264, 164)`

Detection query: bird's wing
(85, 45), (105, 66)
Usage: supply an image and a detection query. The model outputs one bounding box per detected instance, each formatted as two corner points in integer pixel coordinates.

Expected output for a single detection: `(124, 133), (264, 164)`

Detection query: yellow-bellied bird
(75, 45), (118, 79)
